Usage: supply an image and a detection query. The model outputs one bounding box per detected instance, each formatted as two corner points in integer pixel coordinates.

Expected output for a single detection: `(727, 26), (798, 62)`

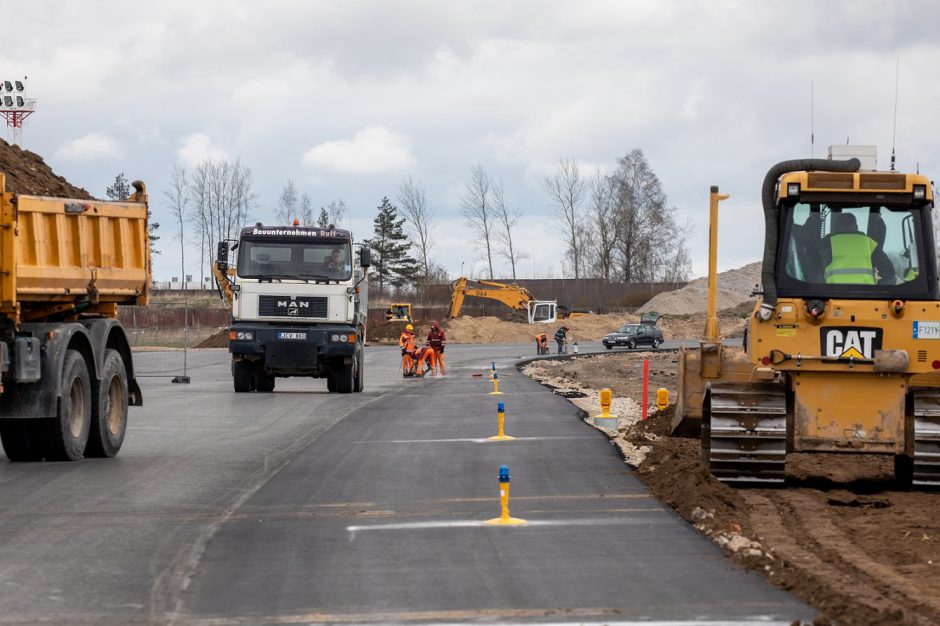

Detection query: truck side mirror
(360, 247), (372, 268)
(216, 241), (229, 265)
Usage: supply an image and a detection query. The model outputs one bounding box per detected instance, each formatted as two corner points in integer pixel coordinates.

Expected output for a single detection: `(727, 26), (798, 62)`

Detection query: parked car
(602, 323), (663, 350)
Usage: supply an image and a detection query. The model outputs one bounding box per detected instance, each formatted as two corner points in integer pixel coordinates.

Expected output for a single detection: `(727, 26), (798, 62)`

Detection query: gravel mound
(637, 262), (761, 315)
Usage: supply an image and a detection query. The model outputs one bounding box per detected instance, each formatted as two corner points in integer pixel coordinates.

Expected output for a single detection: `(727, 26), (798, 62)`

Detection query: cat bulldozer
(674, 151), (940, 487)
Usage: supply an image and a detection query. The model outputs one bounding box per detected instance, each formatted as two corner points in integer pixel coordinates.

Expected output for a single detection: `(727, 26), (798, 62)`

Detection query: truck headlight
(230, 331), (253, 341)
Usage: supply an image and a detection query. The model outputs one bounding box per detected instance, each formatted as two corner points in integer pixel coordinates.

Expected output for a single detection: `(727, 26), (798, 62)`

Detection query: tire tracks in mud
(745, 490), (940, 626)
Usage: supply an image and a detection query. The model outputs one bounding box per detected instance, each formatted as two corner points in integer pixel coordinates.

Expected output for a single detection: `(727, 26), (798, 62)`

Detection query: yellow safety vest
(825, 233), (877, 284)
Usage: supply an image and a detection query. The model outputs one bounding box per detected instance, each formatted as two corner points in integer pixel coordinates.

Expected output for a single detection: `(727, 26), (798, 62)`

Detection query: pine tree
(317, 207), (330, 228)
(362, 197), (419, 294)
(108, 172), (159, 255)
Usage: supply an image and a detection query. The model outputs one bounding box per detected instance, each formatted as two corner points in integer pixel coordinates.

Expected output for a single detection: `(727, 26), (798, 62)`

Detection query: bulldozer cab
(386, 303), (412, 323)
(778, 198), (937, 300)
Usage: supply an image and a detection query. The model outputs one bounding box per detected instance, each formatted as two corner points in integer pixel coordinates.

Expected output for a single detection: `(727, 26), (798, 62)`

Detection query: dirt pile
(195, 329), (228, 349)
(637, 262), (761, 315)
(0, 138), (94, 199)
(523, 352), (940, 626)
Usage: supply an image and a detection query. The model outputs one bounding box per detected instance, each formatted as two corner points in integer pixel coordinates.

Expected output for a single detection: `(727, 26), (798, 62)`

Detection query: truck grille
(258, 295), (328, 318)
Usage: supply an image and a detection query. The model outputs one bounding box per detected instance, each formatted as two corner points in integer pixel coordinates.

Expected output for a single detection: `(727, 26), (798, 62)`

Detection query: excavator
(674, 147), (940, 487)
(447, 277), (558, 323)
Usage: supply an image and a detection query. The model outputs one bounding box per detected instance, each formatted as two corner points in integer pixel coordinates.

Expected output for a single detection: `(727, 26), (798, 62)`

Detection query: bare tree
(459, 164), (497, 279)
(189, 158), (256, 281)
(275, 179), (298, 224)
(163, 162), (189, 286)
(397, 176), (436, 281)
(543, 158), (588, 278)
(326, 199), (347, 226)
(609, 149), (687, 283)
(299, 194), (314, 226)
(589, 167), (617, 280)
(493, 181), (525, 280)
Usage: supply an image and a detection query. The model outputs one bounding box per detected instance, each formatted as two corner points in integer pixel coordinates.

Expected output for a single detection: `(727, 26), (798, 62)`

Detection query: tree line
(137, 146), (691, 293)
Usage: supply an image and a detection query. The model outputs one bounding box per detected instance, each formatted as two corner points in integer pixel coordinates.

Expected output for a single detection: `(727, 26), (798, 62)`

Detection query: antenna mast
(810, 81), (815, 158)
(891, 57), (899, 172)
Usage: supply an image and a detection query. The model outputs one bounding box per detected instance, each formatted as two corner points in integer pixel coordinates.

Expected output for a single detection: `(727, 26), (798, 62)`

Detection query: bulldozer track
(745, 491), (940, 625)
(912, 390), (940, 487)
(704, 383), (787, 484)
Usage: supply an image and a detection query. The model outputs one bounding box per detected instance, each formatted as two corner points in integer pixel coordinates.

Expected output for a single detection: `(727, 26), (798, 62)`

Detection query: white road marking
(347, 516), (662, 538)
(354, 436), (597, 444)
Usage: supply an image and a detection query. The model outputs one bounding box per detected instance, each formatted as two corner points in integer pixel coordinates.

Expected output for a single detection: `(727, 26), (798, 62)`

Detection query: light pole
(460, 261), (465, 277)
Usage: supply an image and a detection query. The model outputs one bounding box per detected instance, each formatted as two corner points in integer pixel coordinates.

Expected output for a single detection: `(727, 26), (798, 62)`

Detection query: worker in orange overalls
(427, 321), (446, 377)
(399, 324), (416, 374)
(535, 332), (548, 355)
(411, 343), (436, 377)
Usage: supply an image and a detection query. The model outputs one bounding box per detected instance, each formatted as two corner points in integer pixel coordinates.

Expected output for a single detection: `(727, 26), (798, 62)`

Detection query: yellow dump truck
(0, 172), (149, 461)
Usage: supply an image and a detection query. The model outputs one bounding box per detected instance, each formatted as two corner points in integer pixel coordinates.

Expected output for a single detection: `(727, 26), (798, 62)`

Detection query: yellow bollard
(656, 387), (669, 411)
(484, 465), (526, 526)
(594, 387), (618, 429)
(487, 401), (515, 441)
(489, 373), (504, 395)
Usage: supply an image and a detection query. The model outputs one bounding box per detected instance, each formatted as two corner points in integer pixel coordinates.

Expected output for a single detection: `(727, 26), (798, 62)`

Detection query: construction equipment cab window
(237, 240), (352, 281)
(779, 202), (934, 299)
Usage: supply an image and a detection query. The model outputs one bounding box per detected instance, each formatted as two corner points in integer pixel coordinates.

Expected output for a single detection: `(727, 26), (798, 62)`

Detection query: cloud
(176, 132), (230, 166)
(54, 132), (122, 161)
(302, 127), (414, 173)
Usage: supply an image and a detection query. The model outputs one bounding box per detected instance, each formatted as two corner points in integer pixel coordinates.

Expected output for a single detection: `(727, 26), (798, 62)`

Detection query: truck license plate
(277, 332), (307, 340)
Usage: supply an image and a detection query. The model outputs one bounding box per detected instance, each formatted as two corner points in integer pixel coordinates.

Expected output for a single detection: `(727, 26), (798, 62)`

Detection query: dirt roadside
(522, 352), (940, 626)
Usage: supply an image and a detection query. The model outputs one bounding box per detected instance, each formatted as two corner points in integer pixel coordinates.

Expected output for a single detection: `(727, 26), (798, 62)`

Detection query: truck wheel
(326, 372), (337, 393)
(0, 420), (44, 462)
(233, 360), (253, 392)
(354, 353), (364, 393)
(86, 349), (128, 458)
(41, 350), (92, 461)
(336, 362), (355, 394)
(255, 368), (275, 393)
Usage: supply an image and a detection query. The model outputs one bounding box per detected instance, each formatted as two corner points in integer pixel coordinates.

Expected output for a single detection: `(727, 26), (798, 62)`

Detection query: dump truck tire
(86, 349), (128, 458)
(354, 354), (364, 392)
(336, 362), (355, 394)
(0, 420), (45, 462)
(255, 367), (275, 393)
(42, 350), (92, 461)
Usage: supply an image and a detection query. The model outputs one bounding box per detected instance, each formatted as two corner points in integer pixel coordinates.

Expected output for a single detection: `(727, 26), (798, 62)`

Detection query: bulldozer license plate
(277, 332), (307, 340)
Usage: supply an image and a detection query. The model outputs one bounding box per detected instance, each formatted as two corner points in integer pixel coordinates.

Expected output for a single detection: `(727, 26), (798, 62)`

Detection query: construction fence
(118, 302), (230, 379)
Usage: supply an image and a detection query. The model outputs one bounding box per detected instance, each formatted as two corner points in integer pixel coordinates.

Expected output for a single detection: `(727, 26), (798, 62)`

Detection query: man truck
(213, 223), (370, 394)
(0, 172), (148, 461)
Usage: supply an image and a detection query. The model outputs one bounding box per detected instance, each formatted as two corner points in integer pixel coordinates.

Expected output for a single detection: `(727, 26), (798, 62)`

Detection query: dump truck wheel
(0, 420), (45, 462)
(326, 372), (337, 393)
(233, 360), (253, 393)
(42, 350), (92, 461)
(255, 367), (275, 393)
(86, 349), (128, 458)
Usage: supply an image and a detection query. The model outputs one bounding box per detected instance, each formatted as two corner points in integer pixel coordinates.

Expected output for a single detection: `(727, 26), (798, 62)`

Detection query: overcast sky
(5, 0), (940, 283)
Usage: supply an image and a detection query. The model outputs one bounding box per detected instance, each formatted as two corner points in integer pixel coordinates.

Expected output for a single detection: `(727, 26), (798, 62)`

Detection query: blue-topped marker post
(487, 401), (515, 441)
(484, 465), (527, 526)
(489, 372), (504, 395)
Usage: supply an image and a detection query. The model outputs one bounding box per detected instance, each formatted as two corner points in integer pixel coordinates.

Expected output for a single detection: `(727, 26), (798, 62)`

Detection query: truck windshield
(778, 202), (931, 298)
(237, 240), (352, 281)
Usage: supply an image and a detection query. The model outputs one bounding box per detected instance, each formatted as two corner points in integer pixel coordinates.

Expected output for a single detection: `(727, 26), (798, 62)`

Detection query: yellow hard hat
(405, 324), (414, 331)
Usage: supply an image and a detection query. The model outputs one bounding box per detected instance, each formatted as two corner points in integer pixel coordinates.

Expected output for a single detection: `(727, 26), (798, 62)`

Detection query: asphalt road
(0, 343), (808, 625)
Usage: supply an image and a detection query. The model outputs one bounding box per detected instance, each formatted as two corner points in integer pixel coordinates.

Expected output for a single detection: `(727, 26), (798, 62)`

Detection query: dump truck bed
(0, 172), (149, 325)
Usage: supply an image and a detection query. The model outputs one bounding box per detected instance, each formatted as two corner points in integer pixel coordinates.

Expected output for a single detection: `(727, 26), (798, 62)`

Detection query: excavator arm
(212, 260), (236, 308)
(447, 276), (536, 319)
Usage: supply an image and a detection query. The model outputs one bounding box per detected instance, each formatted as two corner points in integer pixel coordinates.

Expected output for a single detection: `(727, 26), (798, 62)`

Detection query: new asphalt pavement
(0, 342), (810, 625)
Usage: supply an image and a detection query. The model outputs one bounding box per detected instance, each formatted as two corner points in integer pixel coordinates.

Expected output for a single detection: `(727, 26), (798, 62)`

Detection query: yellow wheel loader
(674, 151), (940, 486)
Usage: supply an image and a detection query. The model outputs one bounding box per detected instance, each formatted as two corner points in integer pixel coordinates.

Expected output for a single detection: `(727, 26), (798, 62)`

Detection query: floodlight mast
(0, 77), (36, 147)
